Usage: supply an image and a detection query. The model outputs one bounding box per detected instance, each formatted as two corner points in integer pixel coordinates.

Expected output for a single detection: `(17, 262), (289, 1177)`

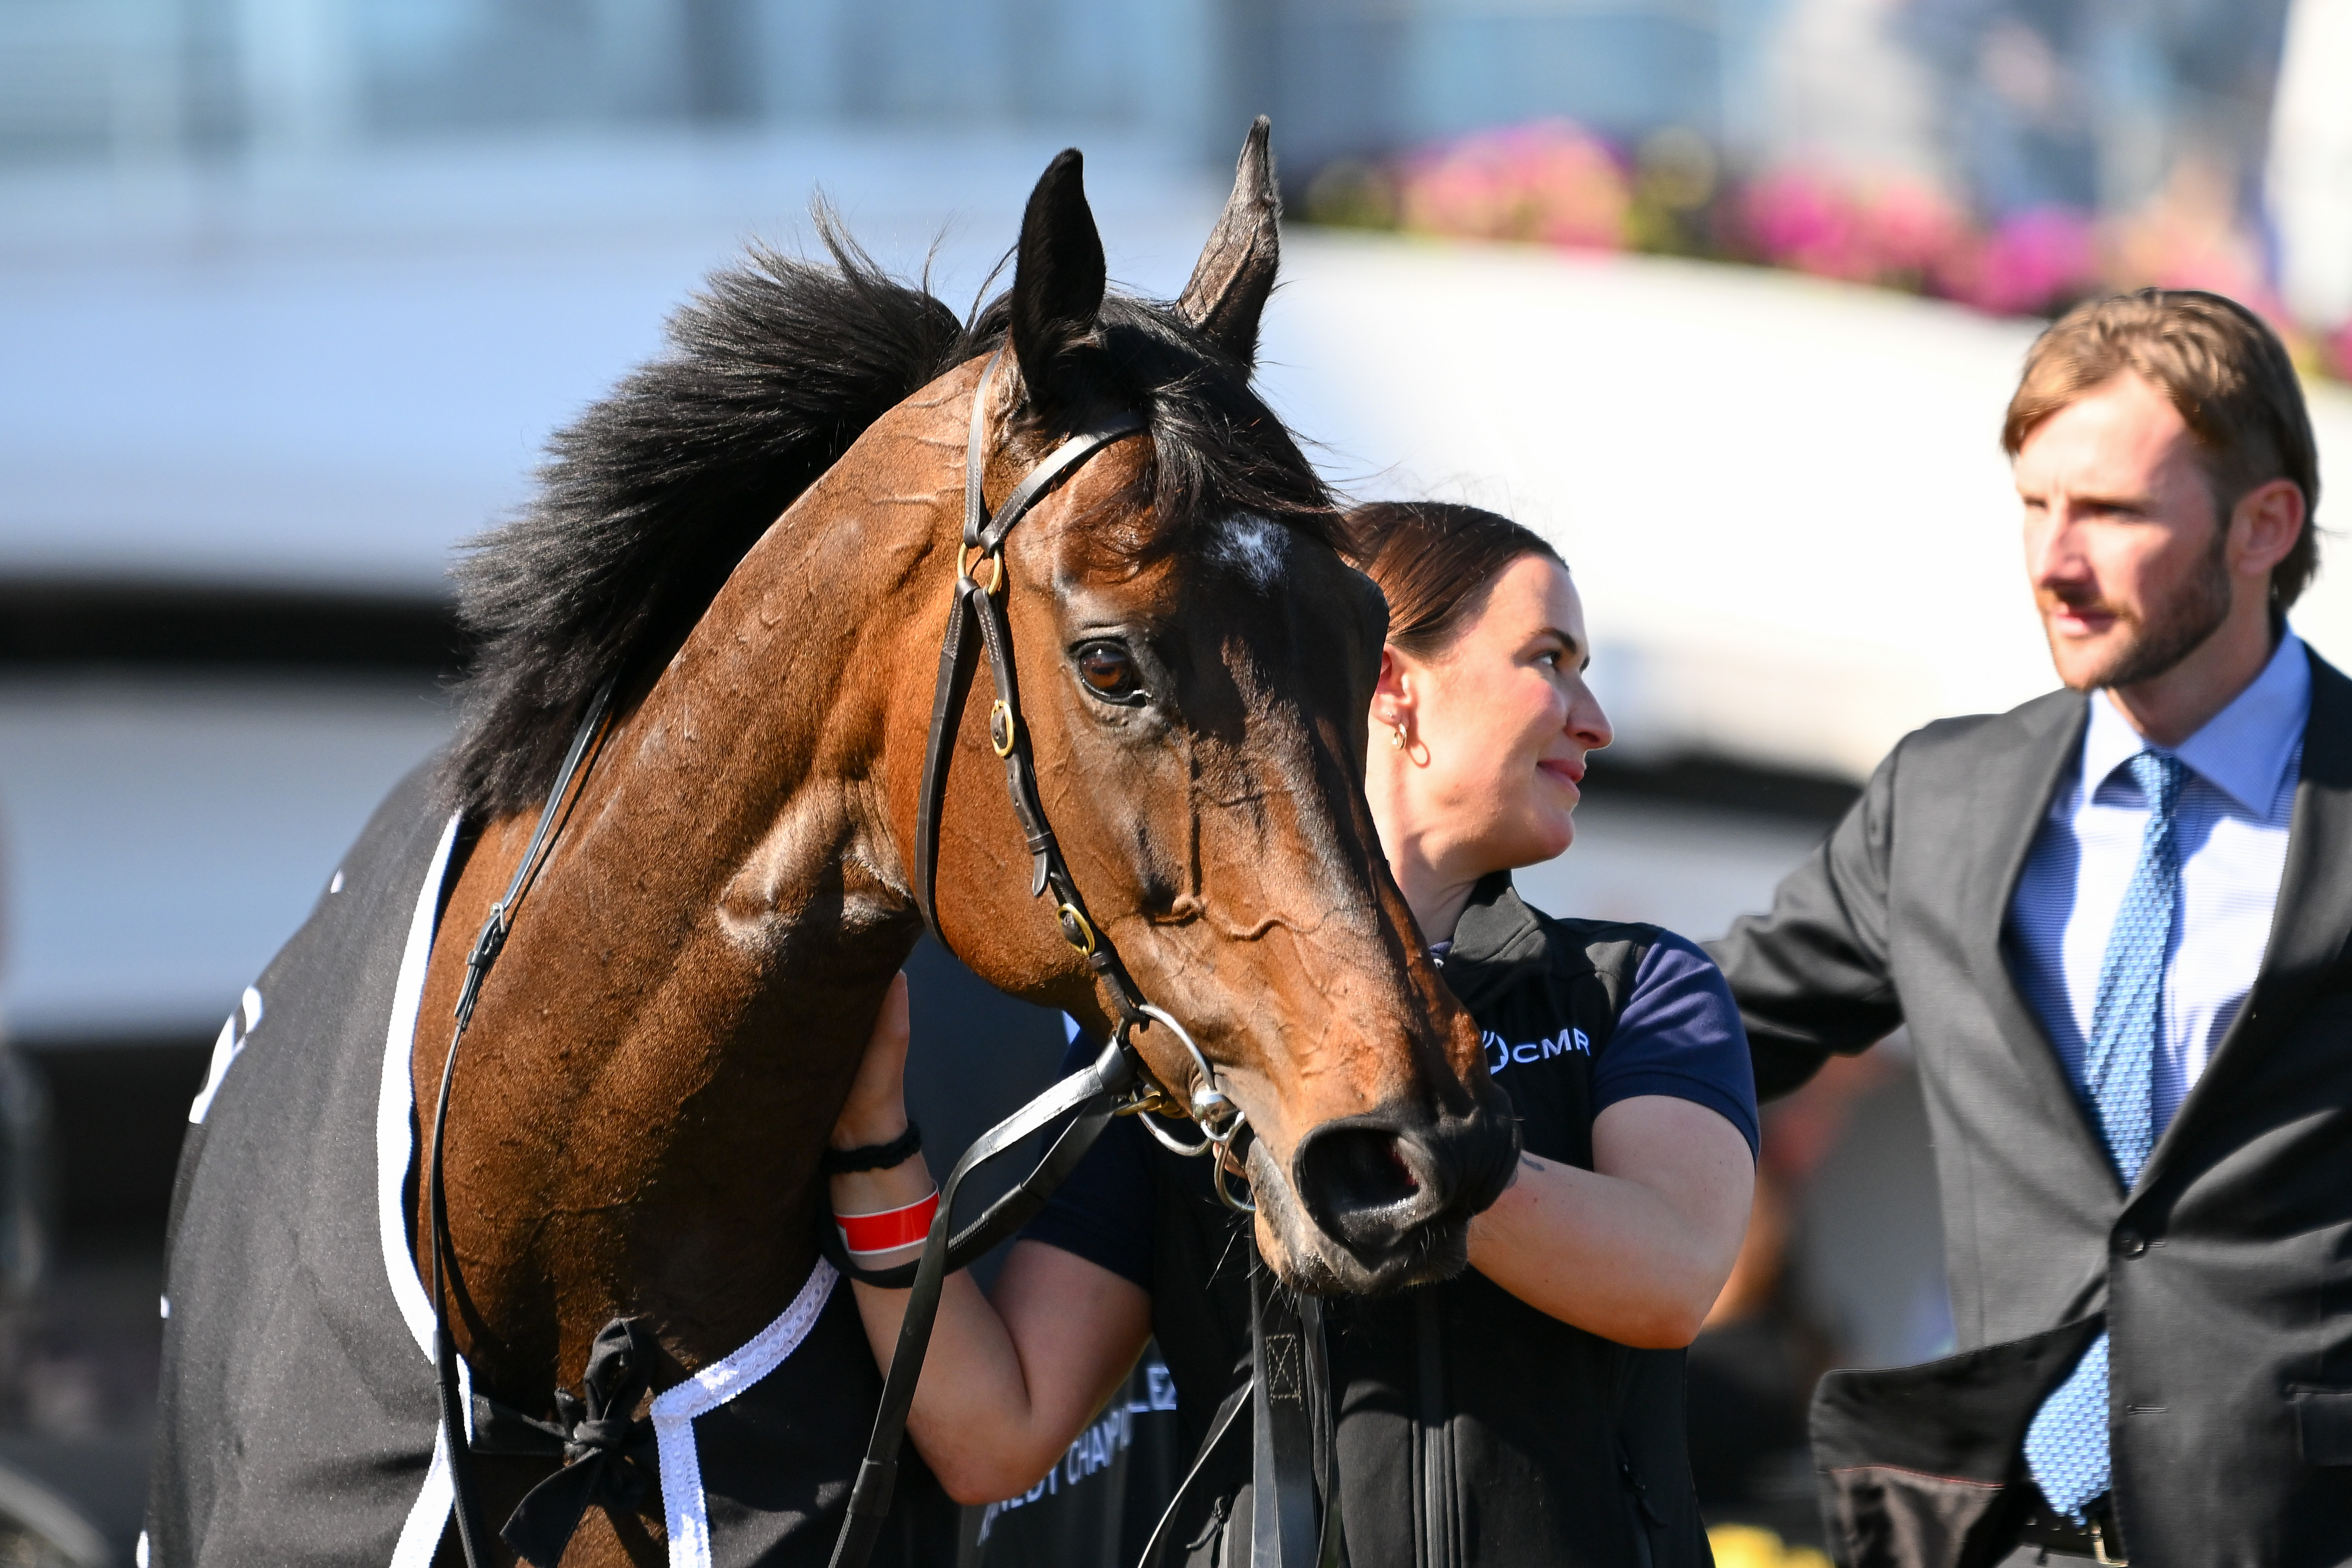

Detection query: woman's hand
(832, 971), (912, 1150)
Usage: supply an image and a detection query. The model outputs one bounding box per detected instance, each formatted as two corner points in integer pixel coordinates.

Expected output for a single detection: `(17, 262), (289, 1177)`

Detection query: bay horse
(148, 126), (1516, 1568)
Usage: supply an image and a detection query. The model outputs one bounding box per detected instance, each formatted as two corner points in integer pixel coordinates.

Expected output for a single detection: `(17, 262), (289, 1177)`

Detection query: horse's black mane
(443, 219), (1336, 818)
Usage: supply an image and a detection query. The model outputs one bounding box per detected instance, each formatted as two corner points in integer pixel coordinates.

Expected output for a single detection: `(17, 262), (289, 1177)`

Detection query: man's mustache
(2038, 588), (2137, 626)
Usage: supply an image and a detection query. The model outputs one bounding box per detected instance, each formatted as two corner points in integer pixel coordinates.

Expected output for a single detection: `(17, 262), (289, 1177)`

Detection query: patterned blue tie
(2024, 750), (2187, 1520)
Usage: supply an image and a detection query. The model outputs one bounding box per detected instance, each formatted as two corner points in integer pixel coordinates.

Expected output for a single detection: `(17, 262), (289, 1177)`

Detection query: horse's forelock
(1023, 304), (1337, 573)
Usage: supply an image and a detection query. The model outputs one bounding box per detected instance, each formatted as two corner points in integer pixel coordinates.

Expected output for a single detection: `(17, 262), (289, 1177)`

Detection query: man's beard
(2051, 524), (2234, 691)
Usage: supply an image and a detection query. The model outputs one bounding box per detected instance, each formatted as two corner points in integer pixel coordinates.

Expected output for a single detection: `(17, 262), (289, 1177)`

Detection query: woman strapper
(826, 500), (1760, 1568)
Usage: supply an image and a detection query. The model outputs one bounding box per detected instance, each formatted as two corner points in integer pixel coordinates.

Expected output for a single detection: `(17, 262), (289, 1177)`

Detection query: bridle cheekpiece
(908, 348), (1255, 1206)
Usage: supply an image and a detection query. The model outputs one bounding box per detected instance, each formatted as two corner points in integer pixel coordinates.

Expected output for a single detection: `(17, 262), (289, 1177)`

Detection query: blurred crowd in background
(8, 0), (2346, 359)
(1308, 0), (2348, 374)
(1, 3), (2346, 1566)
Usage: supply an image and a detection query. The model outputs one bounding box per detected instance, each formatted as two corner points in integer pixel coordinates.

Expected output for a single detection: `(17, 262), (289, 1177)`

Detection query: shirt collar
(2082, 631), (2310, 813)
(1441, 871), (1547, 1009)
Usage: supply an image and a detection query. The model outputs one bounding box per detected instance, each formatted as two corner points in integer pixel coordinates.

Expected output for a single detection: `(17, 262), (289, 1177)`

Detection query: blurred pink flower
(1399, 120), (1629, 251)
(1737, 169), (1969, 287)
(2104, 158), (2266, 307)
(1866, 181), (1970, 276)
(1938, 206), (2100, 315)
(1739, 169), (1870, 280)
(1368, 119), (2347, 383)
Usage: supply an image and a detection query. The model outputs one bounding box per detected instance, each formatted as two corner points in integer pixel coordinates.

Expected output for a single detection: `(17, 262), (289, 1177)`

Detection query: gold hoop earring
(1390, 721), (1409, 752)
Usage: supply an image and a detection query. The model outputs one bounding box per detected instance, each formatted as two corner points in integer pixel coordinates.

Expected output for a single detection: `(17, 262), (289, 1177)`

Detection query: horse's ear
(1010, 148), (1108, 411)
(1176, 117), (1280, 364)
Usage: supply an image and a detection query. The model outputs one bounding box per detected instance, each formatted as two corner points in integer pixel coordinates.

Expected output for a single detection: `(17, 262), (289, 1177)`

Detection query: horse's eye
(1074, 642), (1145, 703)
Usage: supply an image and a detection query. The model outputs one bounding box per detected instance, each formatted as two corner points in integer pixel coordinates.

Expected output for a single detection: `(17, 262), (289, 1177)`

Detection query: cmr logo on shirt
(1484, 1026), (1590, 1076)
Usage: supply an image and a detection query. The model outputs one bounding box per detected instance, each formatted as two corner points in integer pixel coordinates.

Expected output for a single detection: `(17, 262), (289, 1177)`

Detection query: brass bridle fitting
(954, 543), (1004, 597)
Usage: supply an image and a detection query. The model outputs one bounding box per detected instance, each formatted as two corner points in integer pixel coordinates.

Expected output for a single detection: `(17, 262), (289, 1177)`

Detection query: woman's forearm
(1465, 1155), (1728, 1347)
(1464, 1096), (1753, 1348)
(832, 1155), (1149, 1503)
(825, 973), (1151, 1502)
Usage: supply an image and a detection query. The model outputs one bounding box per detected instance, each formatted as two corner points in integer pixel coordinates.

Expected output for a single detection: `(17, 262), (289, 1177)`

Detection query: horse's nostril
(1331, 1130), (1418, 1200)
(1278, 1096), (1519, 1289)
(1295, 1123), (1437, 1250)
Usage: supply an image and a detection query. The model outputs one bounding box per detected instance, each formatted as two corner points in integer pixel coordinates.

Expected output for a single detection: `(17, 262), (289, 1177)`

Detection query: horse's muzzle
(1271, 1088), (1521, 1293)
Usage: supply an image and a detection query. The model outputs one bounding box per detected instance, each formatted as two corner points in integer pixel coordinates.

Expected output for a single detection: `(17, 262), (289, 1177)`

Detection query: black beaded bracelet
(820, 1121), (922, 1175)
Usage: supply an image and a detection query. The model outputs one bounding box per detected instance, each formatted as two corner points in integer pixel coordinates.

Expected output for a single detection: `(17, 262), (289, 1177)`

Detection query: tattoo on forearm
(1521, 1155), (1545, 1174)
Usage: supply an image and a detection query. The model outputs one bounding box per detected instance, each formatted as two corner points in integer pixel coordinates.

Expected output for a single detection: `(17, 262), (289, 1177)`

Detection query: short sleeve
(1017, 1033), (1158, 1290)
(1592, 933), (1761, 1158)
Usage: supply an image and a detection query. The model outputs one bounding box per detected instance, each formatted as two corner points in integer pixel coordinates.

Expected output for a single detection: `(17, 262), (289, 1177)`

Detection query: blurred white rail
(6, 145), (2349, 1039)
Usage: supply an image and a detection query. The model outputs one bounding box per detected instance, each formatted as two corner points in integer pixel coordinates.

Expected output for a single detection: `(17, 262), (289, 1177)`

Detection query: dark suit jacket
(1709, 646), (2352, 1568)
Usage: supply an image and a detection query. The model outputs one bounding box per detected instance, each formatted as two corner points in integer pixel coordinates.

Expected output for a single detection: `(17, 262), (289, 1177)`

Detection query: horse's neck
(602, 449), (946, 977)
(422, 410), (955, 1392)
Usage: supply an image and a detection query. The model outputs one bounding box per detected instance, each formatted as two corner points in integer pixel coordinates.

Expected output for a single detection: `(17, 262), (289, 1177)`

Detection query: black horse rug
(145, 761), (947, 1568)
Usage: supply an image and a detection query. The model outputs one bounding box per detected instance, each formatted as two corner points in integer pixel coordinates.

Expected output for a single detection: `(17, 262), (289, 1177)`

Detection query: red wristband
(834, 1189), (940, 1257)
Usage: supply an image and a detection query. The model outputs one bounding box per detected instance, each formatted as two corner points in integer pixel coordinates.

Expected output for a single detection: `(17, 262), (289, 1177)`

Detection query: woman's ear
(1372, 646), (1412, 726)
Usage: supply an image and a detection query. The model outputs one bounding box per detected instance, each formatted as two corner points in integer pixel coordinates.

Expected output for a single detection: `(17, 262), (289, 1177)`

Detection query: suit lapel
(2141, 649), (2352, 1191)
(1958, 689), (2113, 1170)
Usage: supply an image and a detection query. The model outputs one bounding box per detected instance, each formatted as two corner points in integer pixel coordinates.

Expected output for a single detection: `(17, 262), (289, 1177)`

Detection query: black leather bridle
(911, 350), (1259, 1177)
(425, 350), (1331, 1568)
(828, 348), (1278, 1568)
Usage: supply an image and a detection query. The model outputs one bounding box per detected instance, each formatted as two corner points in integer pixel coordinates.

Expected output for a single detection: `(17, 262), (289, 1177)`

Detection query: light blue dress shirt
(2007, 632), (2310, 1137)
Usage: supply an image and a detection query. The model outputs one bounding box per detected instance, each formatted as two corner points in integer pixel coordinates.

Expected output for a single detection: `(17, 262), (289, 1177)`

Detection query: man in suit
(1711, 289), (2349, 1568)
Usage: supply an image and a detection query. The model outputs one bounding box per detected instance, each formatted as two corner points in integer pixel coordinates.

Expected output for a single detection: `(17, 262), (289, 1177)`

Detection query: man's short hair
(2002, 289), (2323, 611)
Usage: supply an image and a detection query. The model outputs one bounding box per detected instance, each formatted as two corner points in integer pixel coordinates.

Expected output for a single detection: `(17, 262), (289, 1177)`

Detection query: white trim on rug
(652, 1259), (842, 1568)
(377, 813), (464, 1567)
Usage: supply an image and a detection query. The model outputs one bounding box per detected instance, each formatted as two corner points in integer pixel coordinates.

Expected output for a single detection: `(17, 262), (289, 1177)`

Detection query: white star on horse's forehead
(1207, 514), (1289, 587)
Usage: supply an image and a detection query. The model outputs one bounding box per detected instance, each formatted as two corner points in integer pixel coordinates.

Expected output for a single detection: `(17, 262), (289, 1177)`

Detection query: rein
(424, 352), (1333, 1568)
(429, 676), (618, 1568)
